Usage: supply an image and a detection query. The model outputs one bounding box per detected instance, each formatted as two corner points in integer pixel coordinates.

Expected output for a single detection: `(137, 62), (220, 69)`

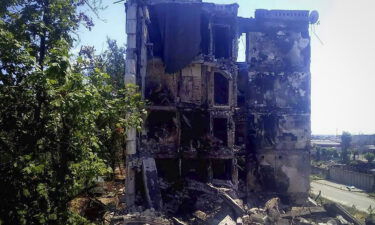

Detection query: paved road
(311, 180), (375, 212)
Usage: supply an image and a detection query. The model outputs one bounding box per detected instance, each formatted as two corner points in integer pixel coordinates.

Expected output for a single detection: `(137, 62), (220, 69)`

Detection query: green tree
(351, 149), (359, 160)
(365, 153), (375, 164)
(98, 39), (128, 171)
(341, 131), (352, 163)
(0, 1), (144, 224)
(102, 38), (126, 90)
(332, 149), (339, 158)
(316, 147), (321, 161)
(76, 40), (133, 173)
(78, 38), (126, 90)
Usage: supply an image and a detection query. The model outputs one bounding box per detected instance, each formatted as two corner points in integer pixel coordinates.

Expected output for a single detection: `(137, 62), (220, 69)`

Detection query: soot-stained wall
(245, 10), (311, 204)
(125, 0), (312, 209)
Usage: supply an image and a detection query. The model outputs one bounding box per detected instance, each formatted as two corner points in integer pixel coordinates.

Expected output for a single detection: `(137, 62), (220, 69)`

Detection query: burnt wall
(141, 3), (240, 207)
(245, 9), (311, 204)
(126, 1), (313, 210)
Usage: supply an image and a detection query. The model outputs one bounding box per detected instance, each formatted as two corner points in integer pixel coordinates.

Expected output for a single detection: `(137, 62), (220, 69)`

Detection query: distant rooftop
(311, 139), (341, 147)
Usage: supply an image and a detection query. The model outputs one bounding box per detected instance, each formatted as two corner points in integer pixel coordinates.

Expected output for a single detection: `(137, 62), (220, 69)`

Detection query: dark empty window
(214, 72), (229, 105)
(146, 111), (177, 145)
(212, 159), (232, 180)
(213, 118), (228, 146)
(236, 63), (248, 107)
(155, 159), (180, 182)
(235, 122), (246, 146)
(182, 159), (208, 182)
(201, 14), (210, 55)
(180, 111), (210, 148)
(214, 26), (231, 59)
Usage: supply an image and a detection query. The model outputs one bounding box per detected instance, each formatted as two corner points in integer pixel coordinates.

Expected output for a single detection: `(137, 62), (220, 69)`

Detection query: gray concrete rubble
(112, 0), (359, 224)
(108, 187), (361, 224)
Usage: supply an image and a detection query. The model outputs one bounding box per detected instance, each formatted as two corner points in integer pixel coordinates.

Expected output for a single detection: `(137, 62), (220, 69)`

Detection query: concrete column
(207, 159), (213, 183)
(125, 163), (136, 207)
(231, 158), (239, 189)
(125, 128), (136, 155)
(124, 0), (137, 209)
(139, 6), (148, 98)
(142, 158), (163, 210)
(245, 155), (260, 195)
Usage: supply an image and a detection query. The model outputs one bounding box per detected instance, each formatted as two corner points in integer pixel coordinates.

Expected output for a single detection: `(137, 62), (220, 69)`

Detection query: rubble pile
(108, 179), (363, 225)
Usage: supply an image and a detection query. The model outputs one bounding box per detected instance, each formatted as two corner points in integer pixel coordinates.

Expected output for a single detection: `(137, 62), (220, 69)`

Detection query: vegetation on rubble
(315, 147), (339, 161)
(311, 193), (368, 223)
(0, 0), (144, 224)
(310, 174), (325, 181)
(364, 153), (375, 163)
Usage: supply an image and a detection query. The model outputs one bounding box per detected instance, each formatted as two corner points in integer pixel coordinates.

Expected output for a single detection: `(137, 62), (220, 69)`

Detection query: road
(311, 180), (375, 212)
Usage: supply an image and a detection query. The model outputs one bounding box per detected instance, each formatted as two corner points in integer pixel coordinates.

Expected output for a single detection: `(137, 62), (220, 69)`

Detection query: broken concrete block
(172, 217), (188, 225)
(324, 203), (362, 225)
(298, 217), (314, 225)
(250, 214), (266, 224)
(236, 216), (243, 225)
(142, 158), (163, 211)
(282, 206), (326, 218)
(327, 219), (338, 225)
(193, 210), (208, 221)
(218, 215), (236, 225)
(335, 215), (351, 225)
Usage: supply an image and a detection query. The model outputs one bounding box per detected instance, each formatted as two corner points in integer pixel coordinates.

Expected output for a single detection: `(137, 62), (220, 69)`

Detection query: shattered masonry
(124, 0), (311, 215)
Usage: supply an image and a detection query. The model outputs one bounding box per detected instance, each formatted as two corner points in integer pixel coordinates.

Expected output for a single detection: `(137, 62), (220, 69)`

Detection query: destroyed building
(123, 0), (312, 220)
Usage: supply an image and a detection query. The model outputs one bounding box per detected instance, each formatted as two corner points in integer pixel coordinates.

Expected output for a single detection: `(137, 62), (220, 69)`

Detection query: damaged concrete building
(124, 0), (311, 220)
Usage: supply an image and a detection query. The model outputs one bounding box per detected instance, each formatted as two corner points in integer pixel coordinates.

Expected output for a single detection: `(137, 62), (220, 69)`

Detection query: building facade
(124, 0), (312, 211)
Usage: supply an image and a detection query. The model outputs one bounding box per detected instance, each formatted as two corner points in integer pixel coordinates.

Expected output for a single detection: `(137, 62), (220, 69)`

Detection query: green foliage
(341, 131), (352, 150)
(351, 148), (359, 160)
(365, 153), (375, 163)
(101, 38), (126, 90)
(310, 194), (368, 223)
(310, 174), (324, 181)
(341, 131), (352, 163)
(316, 147), (339, 161)
(0, 44), (144, 224)
(76, 39), (143, 172)
(0, 0), (144, 224)
(76, 38), (126, 91)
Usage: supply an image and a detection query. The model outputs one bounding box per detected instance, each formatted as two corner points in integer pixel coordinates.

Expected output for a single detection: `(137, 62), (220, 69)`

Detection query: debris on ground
(104, 175), (364, 225)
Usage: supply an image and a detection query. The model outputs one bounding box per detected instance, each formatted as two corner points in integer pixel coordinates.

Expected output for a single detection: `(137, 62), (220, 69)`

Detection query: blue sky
(76, 0), (375, 135)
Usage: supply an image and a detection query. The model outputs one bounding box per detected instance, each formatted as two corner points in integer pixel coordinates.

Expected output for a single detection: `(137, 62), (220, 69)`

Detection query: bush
(365, 153), (375, 163)
(0, 1), (145, 223)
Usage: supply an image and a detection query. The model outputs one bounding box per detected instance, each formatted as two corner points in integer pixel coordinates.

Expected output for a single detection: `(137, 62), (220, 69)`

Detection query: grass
(368, 192), (375, 199)
(310, 174), (325, 181)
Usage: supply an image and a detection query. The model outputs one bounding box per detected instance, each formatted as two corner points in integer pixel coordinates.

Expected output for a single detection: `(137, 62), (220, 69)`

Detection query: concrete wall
(127, 2), (313, 208)
(245, 10), (311, 204)
(311, 166), (329, 179)
(311, 165), (375, 191)
(329, 166), (375, 191)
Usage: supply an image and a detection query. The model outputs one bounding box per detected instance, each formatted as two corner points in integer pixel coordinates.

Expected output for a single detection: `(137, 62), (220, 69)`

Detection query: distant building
(311, 139), (341, 148)
(363, 145), (375, 153)
(352, 134), (375, 146)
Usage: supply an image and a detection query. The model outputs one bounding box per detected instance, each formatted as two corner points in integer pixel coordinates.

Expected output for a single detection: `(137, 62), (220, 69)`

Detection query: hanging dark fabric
(151, 3), (202, 74)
